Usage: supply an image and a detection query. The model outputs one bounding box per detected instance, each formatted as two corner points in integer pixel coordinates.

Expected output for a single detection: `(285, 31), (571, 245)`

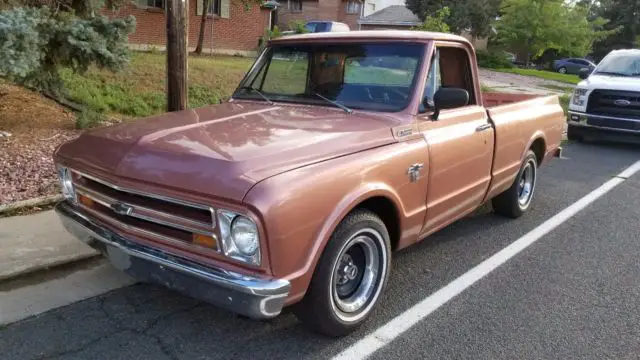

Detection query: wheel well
(354, 196), (401, 251)
(530, 138), (545, 166)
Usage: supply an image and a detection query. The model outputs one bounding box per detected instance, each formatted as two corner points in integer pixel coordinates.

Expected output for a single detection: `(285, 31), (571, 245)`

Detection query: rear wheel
(558, 67), (567, 74)
(492, 150), (538, 218)
(293, 210), (391, 337)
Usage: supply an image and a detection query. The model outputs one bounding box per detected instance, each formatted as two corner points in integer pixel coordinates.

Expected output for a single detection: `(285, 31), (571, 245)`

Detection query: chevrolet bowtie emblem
(111, 202), (133, 216)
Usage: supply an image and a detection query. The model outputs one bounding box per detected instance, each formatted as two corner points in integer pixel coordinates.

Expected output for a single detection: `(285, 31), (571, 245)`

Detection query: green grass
(559, 93), (570, 115)
(480, 84), (496, 92)
(492, 68), (581, 85)
(540, 84), (575, 93)
(60, 52), (254, 119)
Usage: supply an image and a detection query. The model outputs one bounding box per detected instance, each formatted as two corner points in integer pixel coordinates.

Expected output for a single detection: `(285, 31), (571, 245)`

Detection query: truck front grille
(587, 89), (640, 120)
(72, 172), (218, 250)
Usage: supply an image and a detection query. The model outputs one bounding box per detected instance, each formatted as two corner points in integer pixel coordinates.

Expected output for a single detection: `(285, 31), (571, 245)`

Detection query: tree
(495, 0), (617, 67)
(194, 0), (210, 55)
(0, 6), (134, 97)
(585, 0), (640, 60)
(405, 0), (500, 38)
(412, 6), (450, 32)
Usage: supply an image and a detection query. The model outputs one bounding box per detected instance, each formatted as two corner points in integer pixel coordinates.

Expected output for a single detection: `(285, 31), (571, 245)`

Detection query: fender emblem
(111, 202), (133, 216)
(397, 128), (413, 137)
(407, 163), (424, 183)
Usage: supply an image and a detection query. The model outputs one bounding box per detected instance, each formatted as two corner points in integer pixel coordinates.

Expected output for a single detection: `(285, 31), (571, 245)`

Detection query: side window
(420, 50), (441, 112)
(420, 46), (474, 113)
(437, 46), (475, 105)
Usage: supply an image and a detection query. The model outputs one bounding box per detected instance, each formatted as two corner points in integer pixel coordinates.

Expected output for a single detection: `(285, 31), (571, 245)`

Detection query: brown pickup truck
(54, 31), (564, 336)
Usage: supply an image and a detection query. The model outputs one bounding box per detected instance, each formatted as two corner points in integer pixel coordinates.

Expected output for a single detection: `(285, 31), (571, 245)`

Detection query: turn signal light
(192, 233), (218, 249)
(78, 194), (95, 208)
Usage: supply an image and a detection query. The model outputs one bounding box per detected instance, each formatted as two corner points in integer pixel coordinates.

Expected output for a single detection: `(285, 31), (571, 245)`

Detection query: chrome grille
(71, 171), (218, 250)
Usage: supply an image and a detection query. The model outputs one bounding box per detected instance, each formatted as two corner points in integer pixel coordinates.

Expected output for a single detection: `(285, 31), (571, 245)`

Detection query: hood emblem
(407, 163), (424, 183)
(614, 99), (631, 107)
(111, 202), (133, 216)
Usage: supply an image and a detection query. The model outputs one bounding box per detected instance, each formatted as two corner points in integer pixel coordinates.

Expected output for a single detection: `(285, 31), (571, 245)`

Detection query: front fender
(243, 139), (428, 304)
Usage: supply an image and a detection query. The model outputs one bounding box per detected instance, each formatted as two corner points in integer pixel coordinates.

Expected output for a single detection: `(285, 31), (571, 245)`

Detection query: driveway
(479, 69), (575, 95)
(1, 142), (639, 360)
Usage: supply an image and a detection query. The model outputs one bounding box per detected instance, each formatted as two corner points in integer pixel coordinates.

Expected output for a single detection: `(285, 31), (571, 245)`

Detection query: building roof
(271, 30), (470, 45)
(358, 5), (421, 26)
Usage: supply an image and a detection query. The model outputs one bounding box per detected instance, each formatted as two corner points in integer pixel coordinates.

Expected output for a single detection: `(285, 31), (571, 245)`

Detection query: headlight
(218, 210), (261, 265)
(57, 166), (76, 201)
(572, 88), (588, 106)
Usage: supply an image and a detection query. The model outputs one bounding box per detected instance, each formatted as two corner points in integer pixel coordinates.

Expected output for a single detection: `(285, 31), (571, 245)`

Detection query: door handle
(476, 123), (492, 132)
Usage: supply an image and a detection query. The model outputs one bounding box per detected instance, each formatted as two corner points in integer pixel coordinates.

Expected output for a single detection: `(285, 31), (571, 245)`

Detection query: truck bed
(482, 92), (544, 108)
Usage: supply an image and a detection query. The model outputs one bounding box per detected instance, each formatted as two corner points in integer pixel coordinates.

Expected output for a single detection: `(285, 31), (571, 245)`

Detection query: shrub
(476, 50), (514, 69)
(75, 109), (106, 129)
(288, 20), (309, 34)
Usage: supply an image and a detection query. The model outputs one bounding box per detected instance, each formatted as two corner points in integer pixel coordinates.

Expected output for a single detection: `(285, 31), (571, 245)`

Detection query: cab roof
(270, 30), (472, 46)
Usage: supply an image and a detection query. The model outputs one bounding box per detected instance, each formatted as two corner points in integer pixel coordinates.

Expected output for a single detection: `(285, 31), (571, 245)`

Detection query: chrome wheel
(558, 67), (567, 74)
(517, 159), (536, 208)
(330, 228), (387, 322)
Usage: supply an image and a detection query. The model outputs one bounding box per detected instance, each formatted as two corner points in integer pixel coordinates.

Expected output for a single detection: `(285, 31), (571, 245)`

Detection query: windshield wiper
(593, 71), (630, 77)
(239, 86), (273, 105)
(313, 92), (353, 114)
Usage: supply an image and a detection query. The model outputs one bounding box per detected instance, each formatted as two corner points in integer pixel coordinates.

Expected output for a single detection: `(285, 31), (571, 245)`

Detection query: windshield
(594, 53), (640, 76)
(234, 43), (425, 112)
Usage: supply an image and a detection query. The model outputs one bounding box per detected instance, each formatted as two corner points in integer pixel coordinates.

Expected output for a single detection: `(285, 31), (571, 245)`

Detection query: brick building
(102, 0), (277, 55)
(276, 0), (363, 31)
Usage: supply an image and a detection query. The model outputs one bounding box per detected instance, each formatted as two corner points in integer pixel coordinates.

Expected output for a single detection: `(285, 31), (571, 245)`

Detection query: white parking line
(334, 160), (640, 360)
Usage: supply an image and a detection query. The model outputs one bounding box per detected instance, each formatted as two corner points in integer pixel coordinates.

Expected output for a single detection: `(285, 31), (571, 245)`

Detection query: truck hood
(56, 102), (397, 201)
(579, 74), (640, 91)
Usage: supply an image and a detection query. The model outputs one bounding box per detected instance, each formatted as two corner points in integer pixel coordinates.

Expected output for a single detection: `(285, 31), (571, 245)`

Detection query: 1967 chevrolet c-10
(54, 31), (564, 336)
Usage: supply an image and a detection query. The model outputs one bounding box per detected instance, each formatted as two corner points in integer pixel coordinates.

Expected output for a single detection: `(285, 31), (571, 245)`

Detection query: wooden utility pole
(166, 0), (189, 111)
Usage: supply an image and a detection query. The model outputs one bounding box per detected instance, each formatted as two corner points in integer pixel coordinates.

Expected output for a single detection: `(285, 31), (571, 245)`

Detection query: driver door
(418, 45), (494, 237)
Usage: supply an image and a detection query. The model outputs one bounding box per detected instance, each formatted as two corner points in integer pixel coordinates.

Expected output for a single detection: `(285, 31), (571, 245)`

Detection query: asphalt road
(1, 142), (639, 360)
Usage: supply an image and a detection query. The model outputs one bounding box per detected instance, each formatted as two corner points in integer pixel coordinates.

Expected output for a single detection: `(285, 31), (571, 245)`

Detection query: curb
(0, 195), (62, 215)
(0, 252), (102, 284)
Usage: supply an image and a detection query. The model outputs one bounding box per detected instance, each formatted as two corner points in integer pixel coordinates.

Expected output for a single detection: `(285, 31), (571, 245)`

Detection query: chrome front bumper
(568, 111), (640, 143)
(55, 201), (290, 319)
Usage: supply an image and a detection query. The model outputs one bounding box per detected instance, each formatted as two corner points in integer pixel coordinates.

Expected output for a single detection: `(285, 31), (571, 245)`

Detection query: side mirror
(579, 68), (592, 80)
(432, 87), (469, 120)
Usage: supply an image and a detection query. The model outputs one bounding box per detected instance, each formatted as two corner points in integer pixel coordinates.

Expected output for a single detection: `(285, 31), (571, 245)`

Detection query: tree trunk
(166, 0), (189, 112)
(194, 0), (210, 55)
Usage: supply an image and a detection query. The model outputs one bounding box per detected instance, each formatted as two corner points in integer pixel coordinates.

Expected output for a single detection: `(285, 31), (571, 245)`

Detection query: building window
(207, 0), (221, 15)
(137, 0), (164, 9)
(288, 0), (302, 12)
(346, 0), (361, 14)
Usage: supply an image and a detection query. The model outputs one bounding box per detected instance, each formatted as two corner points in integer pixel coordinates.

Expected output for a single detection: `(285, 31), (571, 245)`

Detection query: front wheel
(558, 67), (567, 74)
(492, 150), (538, 218)
(293, 210), (391, 337)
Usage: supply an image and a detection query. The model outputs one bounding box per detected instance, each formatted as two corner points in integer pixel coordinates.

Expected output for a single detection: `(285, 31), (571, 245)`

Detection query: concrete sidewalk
(0, 209), (98, 282)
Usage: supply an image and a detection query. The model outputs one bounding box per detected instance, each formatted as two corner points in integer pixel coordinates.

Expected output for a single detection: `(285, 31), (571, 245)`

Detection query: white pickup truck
(568, 49), (640, 144)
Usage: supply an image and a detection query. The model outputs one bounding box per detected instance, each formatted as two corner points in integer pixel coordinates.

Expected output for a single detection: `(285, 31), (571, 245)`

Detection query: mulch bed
(0, 82), (80, 205)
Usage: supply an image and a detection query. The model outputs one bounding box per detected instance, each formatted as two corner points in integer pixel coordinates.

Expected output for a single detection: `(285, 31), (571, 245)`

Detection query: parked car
(305, 21), (350, 33)
(553, 58), (596, 74)
(281, 21), (350, 37)
(54, 31), (564, 337)
(568, 49), (640, 143)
